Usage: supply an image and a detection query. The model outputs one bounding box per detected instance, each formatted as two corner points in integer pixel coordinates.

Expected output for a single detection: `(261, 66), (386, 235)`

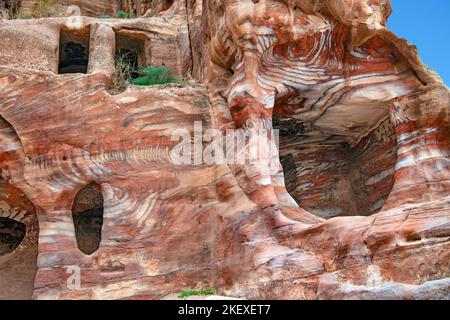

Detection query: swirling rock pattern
(0, 0), (449, 299)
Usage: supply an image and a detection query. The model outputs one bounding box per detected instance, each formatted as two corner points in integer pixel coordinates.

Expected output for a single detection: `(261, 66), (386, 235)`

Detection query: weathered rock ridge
(3, 0), (183, 18)
(0, 0), (448, 300)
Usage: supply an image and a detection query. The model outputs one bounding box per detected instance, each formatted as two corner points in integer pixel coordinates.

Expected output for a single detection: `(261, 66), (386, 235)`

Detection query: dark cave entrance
(1, 114), (38, 300)
(58, 27), (91, 74)
(0, 214), (38, 300)
(0, 177), (39, 300)
(273, 110), (397, 219)
(0, 217), (26, 256)
(115, 32), (147, 81)
(72, 183), (104, 255)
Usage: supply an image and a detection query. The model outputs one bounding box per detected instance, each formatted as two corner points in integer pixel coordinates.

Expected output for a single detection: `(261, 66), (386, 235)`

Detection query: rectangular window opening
(115, 32), (147, 81)
(58, 26), (91, 74)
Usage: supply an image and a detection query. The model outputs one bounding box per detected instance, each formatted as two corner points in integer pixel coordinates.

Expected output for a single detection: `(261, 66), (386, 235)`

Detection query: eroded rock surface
(0, 0), (448, 300)
(17, 0), (182, 18)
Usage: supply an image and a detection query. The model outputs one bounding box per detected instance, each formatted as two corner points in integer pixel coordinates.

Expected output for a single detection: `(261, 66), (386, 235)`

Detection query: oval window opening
(72, 183), (104, 255)
(0, 217), (26, 256)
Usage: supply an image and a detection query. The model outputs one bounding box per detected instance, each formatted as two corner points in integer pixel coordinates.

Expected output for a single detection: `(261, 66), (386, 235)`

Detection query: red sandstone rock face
(18, 0), (182, 18)
(0, 0), (449, 300)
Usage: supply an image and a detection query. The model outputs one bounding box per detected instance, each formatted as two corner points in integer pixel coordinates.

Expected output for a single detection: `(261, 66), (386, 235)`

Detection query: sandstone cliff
(0, 0), (448, 300)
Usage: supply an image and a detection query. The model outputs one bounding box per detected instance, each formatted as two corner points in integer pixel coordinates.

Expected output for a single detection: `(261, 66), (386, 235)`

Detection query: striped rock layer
(0, 0), (449, 299)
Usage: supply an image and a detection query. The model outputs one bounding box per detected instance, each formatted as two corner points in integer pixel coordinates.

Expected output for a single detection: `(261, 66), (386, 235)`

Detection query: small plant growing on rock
(132, 66), (181, 86)
(0, 9), (8, 19)
(116, 10), (129, 18)
(178, 288), (216, 299)
(100, 15), (111, 19)
(110, 55), (181, 93)
(1, 0), (21, 19)
(111, 49), (136, 94)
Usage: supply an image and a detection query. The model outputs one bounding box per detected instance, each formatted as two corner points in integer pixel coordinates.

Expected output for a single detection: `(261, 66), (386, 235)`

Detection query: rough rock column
(87, 23), (116, 78)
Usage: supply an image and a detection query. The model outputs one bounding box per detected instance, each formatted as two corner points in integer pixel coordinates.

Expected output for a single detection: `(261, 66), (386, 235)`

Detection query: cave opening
(274, 110), (397, 219)
(58, 26), (91, 74)
(0, 177), (39, 300)
(0, 217), (26, 256)
(72, 183), (104, 255)
(115, 31), (147, 81)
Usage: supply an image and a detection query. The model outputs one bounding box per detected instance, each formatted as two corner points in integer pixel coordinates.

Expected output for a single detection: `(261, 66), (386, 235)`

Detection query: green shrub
(116, 10), (128, 18)
(178, 288), (216, 299)
(132, 66), (180, 86)
(100, 15), (111, 19)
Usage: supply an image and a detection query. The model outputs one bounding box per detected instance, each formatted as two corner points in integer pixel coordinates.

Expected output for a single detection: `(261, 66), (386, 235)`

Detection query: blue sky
(387, 0), (450, 85)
